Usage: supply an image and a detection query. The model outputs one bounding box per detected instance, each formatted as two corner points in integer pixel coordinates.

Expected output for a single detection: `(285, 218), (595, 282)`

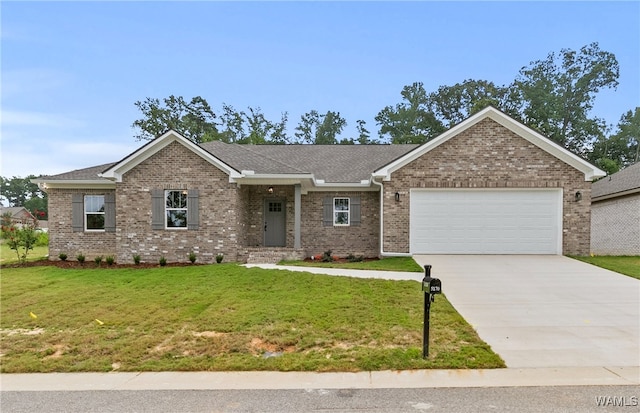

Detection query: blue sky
(2, 1), (639, 178)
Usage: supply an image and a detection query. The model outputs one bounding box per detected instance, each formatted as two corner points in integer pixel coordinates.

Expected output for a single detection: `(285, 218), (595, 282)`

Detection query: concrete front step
(244, 248), (306, 264)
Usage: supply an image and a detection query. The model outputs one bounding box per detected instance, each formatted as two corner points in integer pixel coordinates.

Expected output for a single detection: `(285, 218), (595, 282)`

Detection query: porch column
(294, 184), (301, 249)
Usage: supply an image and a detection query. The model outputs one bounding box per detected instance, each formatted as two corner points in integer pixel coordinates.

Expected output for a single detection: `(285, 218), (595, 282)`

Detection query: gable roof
(0, 206), (35, 220)
(100, 130), (242, 182)
(200, 141), (418, 183)
(592, 162), (640, 201)
(373, 106), (606, 182)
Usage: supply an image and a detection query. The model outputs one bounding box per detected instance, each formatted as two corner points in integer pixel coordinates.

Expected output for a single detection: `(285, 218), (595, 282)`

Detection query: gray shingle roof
(39, 143), (418, 184)
(592, 162), (640, 199)
(39, 163), (117, 181)
(200, 141), (418, 183)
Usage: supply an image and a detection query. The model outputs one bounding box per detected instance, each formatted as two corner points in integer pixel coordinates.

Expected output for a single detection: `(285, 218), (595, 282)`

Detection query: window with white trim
(333, 197), (350, 226)
(84, 195), (105, 231)
(165, 190), (188, 229)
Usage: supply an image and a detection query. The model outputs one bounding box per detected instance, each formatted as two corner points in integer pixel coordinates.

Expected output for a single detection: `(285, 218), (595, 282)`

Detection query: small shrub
(35, 231), (49, 247)
(132, 254), (141, 265)
(188, 251), (197, 264)
(159, 256), (167, 266)
(94, 256), (103, 266)
(321, 250), (333, 262)
(347, 253), (364, 263)
(216, 254), (224, 264)
(105, 256), (115, 266)
(77, 254), (85, 264)
(58, 253), (68, 261)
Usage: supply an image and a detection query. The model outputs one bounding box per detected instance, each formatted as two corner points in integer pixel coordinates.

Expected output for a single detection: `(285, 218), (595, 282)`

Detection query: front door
(264, 199), (286, 247)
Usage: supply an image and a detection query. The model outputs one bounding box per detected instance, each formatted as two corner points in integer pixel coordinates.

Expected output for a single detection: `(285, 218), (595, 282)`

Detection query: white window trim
(84, 195), (105, 232)
(333, 197), (350, 226)
(165, 190), (188, 230)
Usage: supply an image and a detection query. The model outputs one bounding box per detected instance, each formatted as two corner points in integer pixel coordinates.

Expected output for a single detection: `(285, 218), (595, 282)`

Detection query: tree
(0, 175), (47, 217)
(132, 95), (219, 143)
(375, 82), (446, 144)
(427, 79), (517, 127)
(293, 110), (347, 144)
(511, 42), (619, 156)
(614, 108), (640, 164)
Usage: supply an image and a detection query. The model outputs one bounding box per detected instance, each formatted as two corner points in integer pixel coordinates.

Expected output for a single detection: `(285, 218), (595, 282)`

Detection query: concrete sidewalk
(243, 263), (424, 282)
(2, 367), (638, 391)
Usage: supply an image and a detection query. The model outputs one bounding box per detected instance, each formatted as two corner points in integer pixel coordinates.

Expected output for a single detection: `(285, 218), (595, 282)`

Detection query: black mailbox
(429, 278), (442, 294)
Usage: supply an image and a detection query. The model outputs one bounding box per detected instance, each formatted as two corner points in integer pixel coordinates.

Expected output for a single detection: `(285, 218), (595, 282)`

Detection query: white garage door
(410, 189), (562, 254)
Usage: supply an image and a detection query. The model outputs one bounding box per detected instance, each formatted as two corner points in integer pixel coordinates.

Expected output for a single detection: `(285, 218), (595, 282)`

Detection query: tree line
(132, 43), (639, 175)
(2, 43), (638, 214)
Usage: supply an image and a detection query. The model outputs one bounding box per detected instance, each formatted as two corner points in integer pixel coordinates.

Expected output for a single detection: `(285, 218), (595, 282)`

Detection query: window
(85, 195), (105, 231)
(165, 190), (188, 228)
(333, 197), (350, 226)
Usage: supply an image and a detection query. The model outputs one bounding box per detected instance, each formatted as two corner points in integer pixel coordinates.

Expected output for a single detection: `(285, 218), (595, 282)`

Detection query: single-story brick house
(34, 107), (604, 264)
(590, 162), (640, 255)
(0, 206), (36, 225)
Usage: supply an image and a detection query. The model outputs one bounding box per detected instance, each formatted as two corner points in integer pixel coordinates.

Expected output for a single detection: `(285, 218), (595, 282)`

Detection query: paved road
(412, 255), (640, 368)
(3, 386), (638, 412)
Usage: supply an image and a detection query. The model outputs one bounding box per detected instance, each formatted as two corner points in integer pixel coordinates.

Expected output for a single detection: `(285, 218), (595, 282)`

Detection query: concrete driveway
(412, 255), (640, 368)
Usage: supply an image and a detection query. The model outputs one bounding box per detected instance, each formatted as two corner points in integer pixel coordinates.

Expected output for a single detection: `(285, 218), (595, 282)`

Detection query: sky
(1, 1), (639, 179)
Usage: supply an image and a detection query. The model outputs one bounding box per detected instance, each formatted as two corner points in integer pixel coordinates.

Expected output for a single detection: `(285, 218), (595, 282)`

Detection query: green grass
(0, 264), (503, 373)
(0, 242), (48, 265)
(571, 256), (640, 280)
(278, 257), (423, 272)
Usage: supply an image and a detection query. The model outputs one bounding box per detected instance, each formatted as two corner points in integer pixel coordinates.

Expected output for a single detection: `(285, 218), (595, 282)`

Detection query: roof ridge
(234, 144), (309, 174)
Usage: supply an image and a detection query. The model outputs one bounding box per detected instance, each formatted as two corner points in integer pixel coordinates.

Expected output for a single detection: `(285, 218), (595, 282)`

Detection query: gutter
(371, 177), (412, 258)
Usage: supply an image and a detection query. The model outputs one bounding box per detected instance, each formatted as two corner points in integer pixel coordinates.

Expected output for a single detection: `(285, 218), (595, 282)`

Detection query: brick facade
(46, 116), (595, 262)
(591, 194), (640, 255)
(382, 118), (592, 255)
(47, 188), (117, 261)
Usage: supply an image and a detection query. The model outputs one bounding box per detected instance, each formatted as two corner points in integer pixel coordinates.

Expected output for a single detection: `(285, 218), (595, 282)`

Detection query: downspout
(372, 177), (412, 258)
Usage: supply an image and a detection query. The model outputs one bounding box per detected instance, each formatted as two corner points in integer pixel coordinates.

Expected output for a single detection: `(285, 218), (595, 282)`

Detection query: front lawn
(0, 264), (503, 373)
(572, 256), (640, 280)
(0, 242), (48, 265)
(278, 256), (423, 272)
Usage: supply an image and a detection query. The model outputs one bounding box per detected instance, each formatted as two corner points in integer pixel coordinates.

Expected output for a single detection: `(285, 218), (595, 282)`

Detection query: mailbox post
(422, 265), (441, 358)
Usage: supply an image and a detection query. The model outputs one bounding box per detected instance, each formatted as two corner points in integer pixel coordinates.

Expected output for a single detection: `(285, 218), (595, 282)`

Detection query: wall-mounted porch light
(395, 192), (400, 202)
(268, 186), (274, 194)
(575, 191), (582, 202)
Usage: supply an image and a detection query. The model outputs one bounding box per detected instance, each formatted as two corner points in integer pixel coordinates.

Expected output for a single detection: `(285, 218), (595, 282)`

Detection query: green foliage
(0, 265), (504, 372)
(572, 256), (640, 280)
(94, 256), (103, 266)
(375, 82), (446, 144)
(321, 250), (334, 262)
(105, 256), (115, 266)
(132, 254), (141, 265)
(76, 254), (85, 264)
(34, 231), (48, 247)
(0, 176), (47, 215)
(346, 253), (364, 263)
(58, 253), (68, 261)
(188, 251), (197, 264)
(294, 110), (347, 144)
(512, 42), (619, 156)
(279, 257), (423, 272)
(0, 216), (40, 265)
(159, 256), (167, 266)
(132, 95), (219, 143)
(215, 253), (224, 264)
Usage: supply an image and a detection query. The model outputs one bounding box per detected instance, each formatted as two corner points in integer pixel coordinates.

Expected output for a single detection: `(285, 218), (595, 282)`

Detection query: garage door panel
(410, 189), (561, 254)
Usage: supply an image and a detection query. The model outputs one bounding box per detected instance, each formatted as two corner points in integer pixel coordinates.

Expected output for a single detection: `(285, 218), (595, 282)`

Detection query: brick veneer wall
(300, 191), (380, 258)
(383, 118), (592, 255)
(238, 187), (379, 258)
(591, 194), (640, 255)
(115, 141), (240, 264)
(47, 188), (117, 261)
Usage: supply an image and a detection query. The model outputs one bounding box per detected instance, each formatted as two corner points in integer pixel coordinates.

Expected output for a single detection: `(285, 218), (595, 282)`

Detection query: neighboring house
(590, 162), (640, 255)
(0, 206), (36, 225)
(33, 107), (605, 264)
